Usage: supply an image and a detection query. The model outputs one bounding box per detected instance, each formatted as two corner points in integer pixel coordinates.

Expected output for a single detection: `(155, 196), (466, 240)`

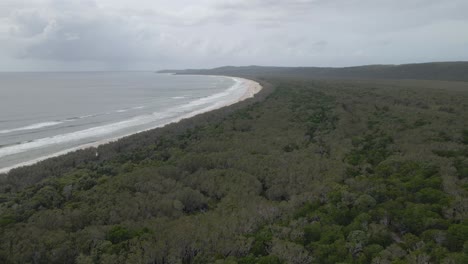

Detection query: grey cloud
(312, 40), (328, 51)
(0, 0), (467, 71)
(9, 10), (49, 37)
(9, 1), (170, 63)
(22, 18), (146, 61)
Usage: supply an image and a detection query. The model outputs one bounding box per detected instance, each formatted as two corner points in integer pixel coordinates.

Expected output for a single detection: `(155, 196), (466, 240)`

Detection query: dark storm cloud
(0, 0), (467, 71)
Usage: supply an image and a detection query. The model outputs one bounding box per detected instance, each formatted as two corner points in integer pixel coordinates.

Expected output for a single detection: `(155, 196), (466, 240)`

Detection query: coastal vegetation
(1, 67), (467, 263)
(159, 62), (468, 82)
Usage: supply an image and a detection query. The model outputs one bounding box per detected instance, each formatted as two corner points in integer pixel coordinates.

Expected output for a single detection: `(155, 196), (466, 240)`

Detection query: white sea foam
(0, 78), (246, 159)
(177, 78), (241, 109)
(0, 114), (161, 158)
(79, 114), (97, 119)
(115, 106), (144, 113)
(0, 121), (63, 134)
(0, 113), (102, 135)
(0, 78), (261, 173)
(64, 114), (97, 122)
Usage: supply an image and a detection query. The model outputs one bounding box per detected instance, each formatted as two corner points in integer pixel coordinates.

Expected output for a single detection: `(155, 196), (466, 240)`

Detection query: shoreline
(0, 76), (262, 174)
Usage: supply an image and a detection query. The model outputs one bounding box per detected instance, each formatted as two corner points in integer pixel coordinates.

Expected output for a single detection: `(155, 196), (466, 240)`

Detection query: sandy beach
(0, 76), (262, 174)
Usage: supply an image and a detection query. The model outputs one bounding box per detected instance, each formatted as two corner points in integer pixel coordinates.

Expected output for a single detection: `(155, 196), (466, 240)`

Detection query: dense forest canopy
(159, 62), (468, 82)
(1, 66), (468, 263)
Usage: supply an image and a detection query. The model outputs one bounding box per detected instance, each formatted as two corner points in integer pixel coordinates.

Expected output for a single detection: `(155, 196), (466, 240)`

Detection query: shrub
(107, 226), (132, 244)
(446, 224), (468, 251)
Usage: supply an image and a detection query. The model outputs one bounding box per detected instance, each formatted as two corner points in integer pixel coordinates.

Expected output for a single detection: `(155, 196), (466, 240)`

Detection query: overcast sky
(1, 0), (467, 71)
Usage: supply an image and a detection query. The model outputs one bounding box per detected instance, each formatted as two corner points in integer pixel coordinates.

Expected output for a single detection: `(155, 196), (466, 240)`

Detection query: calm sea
(0, 72), (243, 171)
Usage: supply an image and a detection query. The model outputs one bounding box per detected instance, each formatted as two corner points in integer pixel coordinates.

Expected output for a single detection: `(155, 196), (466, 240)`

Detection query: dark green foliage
(293, 200), (321, 219)
(250, 228), (273, 256)
(238, 255), (283, 264)
(256, 255), (283, 264)
(414, 118), (431, 127)
(346, 134), (393, 166)
(1, 75), (467, 263)
(462, 130), (468, 144)
(107, 226), (131, 244)
(454, 159), (468, 179)
(159, 62), (468, 82)
(0, 215), (15, 227)
(31, 185), (64, 209)
(447, 224), (468, 251)
(303, 223), (321, 244)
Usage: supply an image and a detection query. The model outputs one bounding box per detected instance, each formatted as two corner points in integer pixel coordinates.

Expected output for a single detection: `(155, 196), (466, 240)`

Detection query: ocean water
(0, 72), (245, 171)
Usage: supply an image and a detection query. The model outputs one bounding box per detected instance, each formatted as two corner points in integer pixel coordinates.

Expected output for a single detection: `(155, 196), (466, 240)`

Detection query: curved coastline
(0, 76), (263, 174)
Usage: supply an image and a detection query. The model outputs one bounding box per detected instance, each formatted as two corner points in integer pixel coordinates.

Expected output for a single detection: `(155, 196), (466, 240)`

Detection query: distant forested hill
(159, 61), (468, 82)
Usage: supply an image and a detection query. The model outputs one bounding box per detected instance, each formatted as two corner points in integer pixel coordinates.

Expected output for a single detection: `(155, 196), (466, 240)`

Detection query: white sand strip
(0, 76), (262, 174)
